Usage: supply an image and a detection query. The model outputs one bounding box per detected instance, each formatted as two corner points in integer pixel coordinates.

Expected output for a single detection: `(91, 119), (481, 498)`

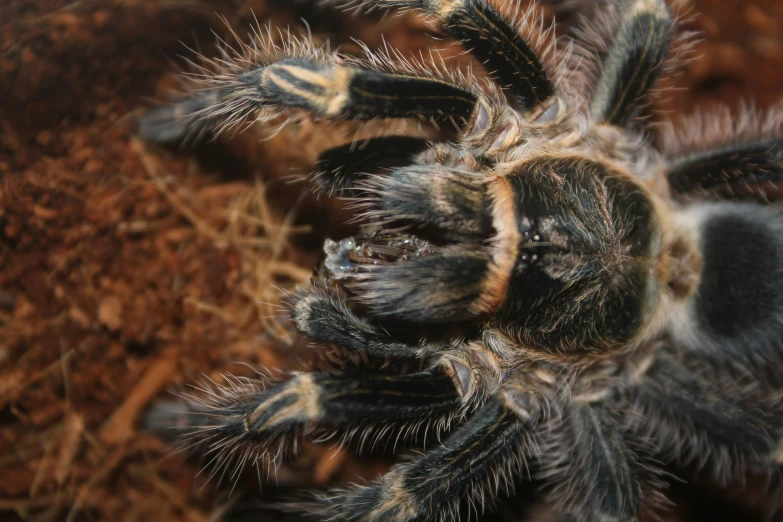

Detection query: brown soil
(2, 1), (783, 521)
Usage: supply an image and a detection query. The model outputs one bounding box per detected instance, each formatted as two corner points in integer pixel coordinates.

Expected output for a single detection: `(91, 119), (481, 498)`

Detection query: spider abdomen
(673, 203), (783, 358)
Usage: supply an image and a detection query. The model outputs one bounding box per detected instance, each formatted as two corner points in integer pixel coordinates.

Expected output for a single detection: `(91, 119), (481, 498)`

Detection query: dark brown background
(2, 0), (783, 521)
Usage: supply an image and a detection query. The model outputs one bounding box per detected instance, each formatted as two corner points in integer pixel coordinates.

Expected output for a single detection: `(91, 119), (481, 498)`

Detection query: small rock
(33, 205), (58, 220)
(69, 306), (91, 328)
(36, 130), (53, 147)
(92, 10), (111, 27)
(84, 159), (105, 175)
(98, 296), (123, 331)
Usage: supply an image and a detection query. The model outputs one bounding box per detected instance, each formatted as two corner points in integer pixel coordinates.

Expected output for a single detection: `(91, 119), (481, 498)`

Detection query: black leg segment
(442, 0), (556, 110)
(140, 57), (480, 145)
(313, 136), (431, 194)
(291, 290), (420, 358)
(667, 138), (783, 202)
(591, 0), (672, 127)
(343, 245), (493, 322)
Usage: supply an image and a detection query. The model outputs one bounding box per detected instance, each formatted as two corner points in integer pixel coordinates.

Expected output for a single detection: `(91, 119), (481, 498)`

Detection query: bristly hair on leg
(165, 370), (305, 489)
(658, 100), (783, 158)
(136, 21), (332, 145)
(136, 91), (222, 147)
(146, 368), (294, 491)
(288, 287), (423, 359)
(658, 101), (783, 201)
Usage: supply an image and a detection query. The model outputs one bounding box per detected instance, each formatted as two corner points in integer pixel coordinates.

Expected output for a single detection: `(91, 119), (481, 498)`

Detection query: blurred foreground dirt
(2, 0), (783, 521)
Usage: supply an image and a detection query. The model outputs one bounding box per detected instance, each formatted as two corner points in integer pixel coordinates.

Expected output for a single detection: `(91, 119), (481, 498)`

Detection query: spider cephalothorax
(141, 0), (783, 520)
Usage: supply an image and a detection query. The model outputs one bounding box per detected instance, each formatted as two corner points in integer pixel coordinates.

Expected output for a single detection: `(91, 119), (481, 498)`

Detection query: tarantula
(140, 0), (783, 520)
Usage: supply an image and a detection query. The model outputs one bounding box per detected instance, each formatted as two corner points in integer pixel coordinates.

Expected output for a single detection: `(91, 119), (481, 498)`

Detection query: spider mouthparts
(323, 231), (434, 281)
(323, 237), (360, 280)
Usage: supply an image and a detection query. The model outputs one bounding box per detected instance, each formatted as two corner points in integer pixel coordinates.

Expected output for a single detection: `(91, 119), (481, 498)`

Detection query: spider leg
(666, 138), (783, 202)
(291, 289), (420, 358)
(618, 351), (781, 483)
(166, 367), (467, 474)
(313, 136), (431, 194)
(291, 288), (507, 405)
(139, 55), (482, 145)
(298, 394), (537, 522)
(590, 0), (672, 127)
(315, 143), (490, 236)
(540, 401), (649, 522)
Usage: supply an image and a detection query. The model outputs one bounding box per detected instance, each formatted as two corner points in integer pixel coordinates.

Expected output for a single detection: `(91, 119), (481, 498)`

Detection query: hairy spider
(140, 0), (783, 520)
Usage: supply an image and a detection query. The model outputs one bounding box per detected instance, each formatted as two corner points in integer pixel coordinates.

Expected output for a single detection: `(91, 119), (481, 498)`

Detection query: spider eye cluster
(515, 228), (547, 271)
